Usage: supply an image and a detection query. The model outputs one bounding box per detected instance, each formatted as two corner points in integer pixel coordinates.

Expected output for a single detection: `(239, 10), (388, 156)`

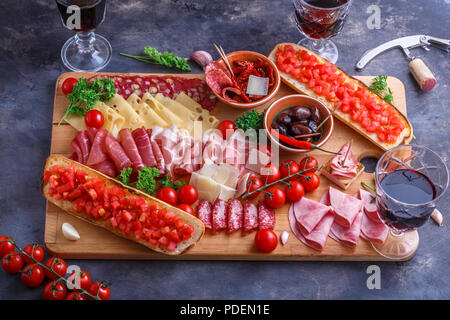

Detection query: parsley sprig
(369, 75), (393, 104)
(118, 167), (160, 195)
(120, 46), (191, 72)
(159, 172), (185, 191)
(59, 77), (116, 125)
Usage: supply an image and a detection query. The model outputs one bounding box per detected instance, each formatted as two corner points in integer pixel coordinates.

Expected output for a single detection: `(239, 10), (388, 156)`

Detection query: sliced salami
(212, 199), (227, 233)
(197, 200), (213, 229)
(258, 201), (275, 230)
(227, 199), (244, 233)
(86, 128), (108, 166)
(243, 200), (258, 234)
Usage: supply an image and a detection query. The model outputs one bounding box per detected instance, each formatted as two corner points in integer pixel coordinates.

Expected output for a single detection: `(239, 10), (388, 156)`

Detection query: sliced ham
(227, 199), (244, 233)
(132, 127), (157, 168)
(104, 133), (132, 172)
(197, 200), (213, 229)
(330, 142), (358, 179)
(289, 204), (334, 251)
(258, 200), (275, 230)
(358, 189), (381, 223)
(293, 196), (332, 235)
(119, 128), (144, 172)
(328, 186), (363, 228)
(86, 128), (108, 166)
(75, 130), (91, 164)
(90, 159), (116, 178)
(361, 213), (389, 245)
(243, 200), (258, 234)
(329, 211), (363, 248)
(202, 130), (223, 165)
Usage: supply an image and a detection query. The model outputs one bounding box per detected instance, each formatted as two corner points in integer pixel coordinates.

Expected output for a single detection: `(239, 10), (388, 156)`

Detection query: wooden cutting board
(45, 72), (409, 261)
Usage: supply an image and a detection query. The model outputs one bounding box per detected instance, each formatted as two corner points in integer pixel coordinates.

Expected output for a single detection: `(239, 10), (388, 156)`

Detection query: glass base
(61, 32), (112, 72)
(372, 230), (419, 260)
(298, 38), (338, 64)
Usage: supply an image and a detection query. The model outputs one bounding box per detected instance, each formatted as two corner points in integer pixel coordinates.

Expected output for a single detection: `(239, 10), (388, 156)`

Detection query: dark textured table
(0, 0), (449, 300)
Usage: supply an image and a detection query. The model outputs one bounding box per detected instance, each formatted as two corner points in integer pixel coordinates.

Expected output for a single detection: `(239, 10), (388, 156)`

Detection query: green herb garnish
(119, 167), (133, 186)
(159, 172), (185, 191)
(369, 75), (393, 104)
(118, 167), (160, 195)
(59, 77), (116, 125)
(120, 46), (191, 72)
(236, 110), (265, 131)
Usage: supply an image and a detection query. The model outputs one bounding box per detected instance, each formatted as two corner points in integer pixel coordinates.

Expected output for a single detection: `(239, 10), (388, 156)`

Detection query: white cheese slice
(218, 184), (236, 201)
(213, 164), (240, 188)
(198, 163), (219, 178)
(246, 75), (269, 96)
(189, 172), (221, 203)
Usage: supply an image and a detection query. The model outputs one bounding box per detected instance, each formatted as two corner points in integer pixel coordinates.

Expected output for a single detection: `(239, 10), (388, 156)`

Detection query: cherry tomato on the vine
(84, 109), (104, 129)
(61, 77), (78, 95)
(264, 186), (286, 209)
(2, 251), (23, 274)
(67, 270), (92, 291)
(88, 281), (111, 300)
(66, 291), (87, 300)
(0, 236), (15, 257)
(20, 264), (45, 288)
(156, 187), (178, 206)
(285, 181), (305, 201)
(260, 164), (280, 184)
(254, 229), (278, 253)
(218, 120), (236, 139)
(43, 280), (67, 300)
(279, 160), (300, 181)
(44, 257), (67, 280)
(178, 185), (198, 205)
(299, 156), (319, 174)
(245, 177), (263, 198)
(300, 172), (321, 192)
(22, 244), (45, 264)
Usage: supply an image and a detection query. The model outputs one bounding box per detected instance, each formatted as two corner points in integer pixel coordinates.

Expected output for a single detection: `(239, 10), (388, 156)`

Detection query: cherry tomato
(299, 156), (319, 174)
(300, 172), (321, 192)
(260, 164), (280, 184)
(20, 264), (45, 288)
(0, 236), (15, 257)
(285, 181), (305, 201)
(22, 244), (45, 264)
(177, 204), (195, 216)
(156, 187), (178, 206)
(279, 160), (300, 181)
(84, 110), (104, 129)
(245, 177), (263, 198)
(218, 120), (236, 139)
(67, 270), (91, 291)
(178, 185), (198, 205)
(264, 186), (286, 209)
(43, 280), (67, 300)
(66, 291), (87, 300)
(61, 77), (78, 95)
(44, 257), (67, 280)
(2, 251), (23, 274)
(88, 281), (111, 300)
(254, 229), (278, 253)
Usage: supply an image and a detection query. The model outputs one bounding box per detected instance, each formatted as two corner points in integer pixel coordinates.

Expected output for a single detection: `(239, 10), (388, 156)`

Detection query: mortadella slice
(329, 186), (363, 228)
(104, 133), (132, 172)
(132, 127), (157, 168)
(86, 128), (108, 166)
(293, 196), (332, 235)
(119, 128), (144, 172)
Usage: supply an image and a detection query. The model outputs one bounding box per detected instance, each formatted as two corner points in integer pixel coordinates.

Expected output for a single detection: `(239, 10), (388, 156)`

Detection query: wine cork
(408, 58), (437, 91)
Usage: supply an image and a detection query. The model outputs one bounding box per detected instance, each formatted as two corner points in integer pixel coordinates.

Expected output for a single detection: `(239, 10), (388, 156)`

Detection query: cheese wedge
(189, 172), (221, 203)
(104, 94), (144, 130)
(126, 93), (168, 128)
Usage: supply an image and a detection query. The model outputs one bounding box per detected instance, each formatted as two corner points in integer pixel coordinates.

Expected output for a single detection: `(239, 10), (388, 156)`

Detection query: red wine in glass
(377, 169), (436, 231)
(57, 0), (106, 32)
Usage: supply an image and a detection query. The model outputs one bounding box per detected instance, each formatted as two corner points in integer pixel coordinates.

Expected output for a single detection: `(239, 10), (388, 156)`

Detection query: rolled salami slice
(86, 129), (108, 166)
(258, 201), (275, 230)
(227, 199), (244, 233)
(212, 199), (227, 233)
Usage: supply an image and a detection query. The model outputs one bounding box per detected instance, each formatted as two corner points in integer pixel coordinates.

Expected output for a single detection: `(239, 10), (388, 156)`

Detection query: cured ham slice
(328, 187), (363, 228)
(358, 189), (381, 223)
(151, 140), (165, 176)
(223, 130), (247, 171)
(243, 200), (258, 234)
(258, 201), (275, 230)
(90, 159), (116, 178)
(330, 142), (358, 179)
(197, 200), (213, 230)
(158, 126), (179, 175)
(172, 135), (195, 176)
(293, 196), (332, 235)
(289, 204), (334, 251)
(211, 199), (227, 233)
(86, 129), (108, 166)
(104, 133), (132, 172)
(234, 172), (252, 198)
(68, 152), (77, 161)
(360, 213), (388, 245)
(202, 129), (223, 165)
(119, 128), (144, 172)
(75, 131), (91, 164)
(329, 211), (363, 248)
(227, 199), (244, 233)
(71, 140), (83, 164)
(86, 126), (98, 144)
(132, 127), (157, 168)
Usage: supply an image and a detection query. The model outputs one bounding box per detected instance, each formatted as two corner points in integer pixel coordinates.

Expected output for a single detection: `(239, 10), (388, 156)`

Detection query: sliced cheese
(141, 93), (184, 130)
(189, 172), (221, 203)
(198, 163), (220, 177)
(104, 94), (144, 130)
(213, 164), (240, 188)
(64, 114), (86, 131)
(218, 184), (236, 201)
(127, 93), (168, 128)
(175, 93), (219, 131)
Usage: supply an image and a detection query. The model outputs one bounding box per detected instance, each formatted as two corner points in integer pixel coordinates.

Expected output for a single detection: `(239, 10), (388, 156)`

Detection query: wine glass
(373, 145), (448, 260)
(56, 0), (112, 72)
(292, 0), (352, 63)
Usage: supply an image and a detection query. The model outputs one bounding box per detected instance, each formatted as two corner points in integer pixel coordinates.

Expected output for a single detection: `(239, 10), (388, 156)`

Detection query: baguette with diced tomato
(42, 155), (205, 255)
(268, 43), (413, 151)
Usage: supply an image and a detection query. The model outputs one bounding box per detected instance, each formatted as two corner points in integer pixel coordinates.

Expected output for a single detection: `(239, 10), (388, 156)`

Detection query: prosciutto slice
(90, 159), (116, 178)
(358, 189), (381, 223)
(151, 140), (165, 176)
(289, 204), (334, 251)
(119, 128), (144, 172)
(202, 129), (223, 165)
(86, 129), (107, 166)
(330, 142), (358, 179)
(293, 196), (332, 235)
(104, 133), (132, 172)
(360, 213), (388, 245)
(75, 131), (91, 164)
(328, 187), (363, 228)
(132, 128), (157, 168)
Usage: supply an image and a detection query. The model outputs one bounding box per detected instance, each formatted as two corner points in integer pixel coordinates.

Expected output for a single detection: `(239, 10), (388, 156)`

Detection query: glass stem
(311, 39), (324, 53)
(75, 32), (95, 53)
(390, 230), (404, 237)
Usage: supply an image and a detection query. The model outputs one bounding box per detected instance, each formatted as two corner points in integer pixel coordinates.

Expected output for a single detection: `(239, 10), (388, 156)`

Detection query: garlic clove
(189, 50), (213, 70)
(62, 223), (80, 241)
(431, 209), (443, 226)
(280, 231), (289, 245)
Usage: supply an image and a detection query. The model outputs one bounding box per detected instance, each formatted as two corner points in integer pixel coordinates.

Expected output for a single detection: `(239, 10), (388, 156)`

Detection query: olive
(289, 106), (311, 120)
(272, 122), (289, 136)
(276, 112), (292, 125)
(293, 119), (309, 126)
(308, 120), (318, 133)
(309, 106), (321, 123)
(290, 123), (313, 136)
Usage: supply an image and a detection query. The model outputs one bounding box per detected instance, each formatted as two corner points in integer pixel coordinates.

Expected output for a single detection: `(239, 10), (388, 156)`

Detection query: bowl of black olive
(264, 94), (334, 153)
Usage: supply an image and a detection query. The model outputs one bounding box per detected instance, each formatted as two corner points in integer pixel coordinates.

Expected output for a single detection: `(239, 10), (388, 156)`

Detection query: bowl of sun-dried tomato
(205, 51), (280, 108)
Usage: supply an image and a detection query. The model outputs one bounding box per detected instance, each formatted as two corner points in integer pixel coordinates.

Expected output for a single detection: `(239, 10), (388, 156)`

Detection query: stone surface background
(0, 0), (448, 299)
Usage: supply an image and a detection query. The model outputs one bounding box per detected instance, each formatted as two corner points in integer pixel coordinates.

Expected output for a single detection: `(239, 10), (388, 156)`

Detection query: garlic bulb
(62, 223), (80, 241)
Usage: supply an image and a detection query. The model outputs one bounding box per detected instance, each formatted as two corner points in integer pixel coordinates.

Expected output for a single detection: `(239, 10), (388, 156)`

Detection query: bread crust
(268, 43), (413, 151)
(42, 155), (205, 255)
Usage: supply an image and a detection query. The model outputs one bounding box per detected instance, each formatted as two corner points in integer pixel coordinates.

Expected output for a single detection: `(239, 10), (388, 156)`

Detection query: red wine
(294, 0), (349, 39)
(378, 169), (436, 230)
(56, 0), (106, 32)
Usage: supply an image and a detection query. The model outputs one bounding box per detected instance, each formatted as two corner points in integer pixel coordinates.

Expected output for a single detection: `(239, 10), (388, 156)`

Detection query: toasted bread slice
(267, 43), (413, 151)
(42, 155), (205, 255)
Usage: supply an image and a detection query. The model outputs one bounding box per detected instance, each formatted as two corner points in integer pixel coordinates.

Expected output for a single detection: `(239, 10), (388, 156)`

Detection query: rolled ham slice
(119, 128), (144, 172)
(71, 140), (83, 164)
(293, 196), (332, 235)
(104, 133), (132, 173)
(360, 213), (388, 245)
(358, 189), (381, 223)
(90, 159), (116, 178)
(75, 131), (91, 164)
(329, 186), (363, 228)
(132, 127), (157, 168)
(86, 129), (107, 166)
(330, 142), (358, 179)
(329, 211), (363, 248)
(289, 204), (334, 251)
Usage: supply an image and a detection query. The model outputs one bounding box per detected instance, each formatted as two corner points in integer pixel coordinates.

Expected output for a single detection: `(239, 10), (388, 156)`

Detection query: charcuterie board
(45, 72), (410, 261)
